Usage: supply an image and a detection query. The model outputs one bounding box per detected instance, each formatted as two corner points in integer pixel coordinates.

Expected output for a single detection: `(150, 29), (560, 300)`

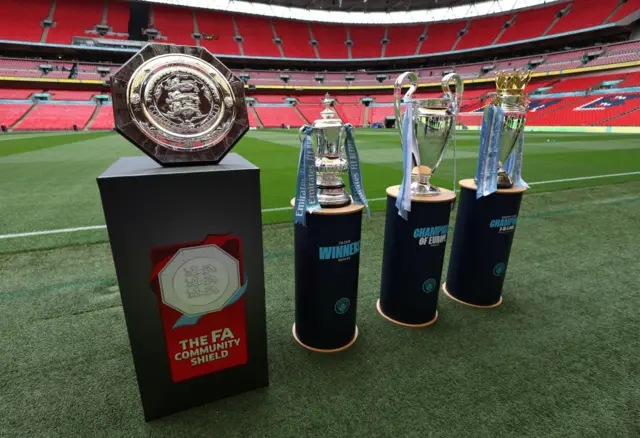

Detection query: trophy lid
(312, 93), (344, 130)
(495, 70), (532, 96)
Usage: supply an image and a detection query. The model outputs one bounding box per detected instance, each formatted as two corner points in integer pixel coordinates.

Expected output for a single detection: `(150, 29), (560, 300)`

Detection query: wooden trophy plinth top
(386, 185), (456, 204)
(459, 178), (528, 195)
(290, 198), (365, 216)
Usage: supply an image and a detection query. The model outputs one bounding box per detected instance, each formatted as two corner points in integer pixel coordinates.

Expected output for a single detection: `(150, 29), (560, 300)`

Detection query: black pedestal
(97, 155), (268, 421)
(378, 186), (455, 326)
(292, 202), (364, 352)
(444, 179), (527, 308)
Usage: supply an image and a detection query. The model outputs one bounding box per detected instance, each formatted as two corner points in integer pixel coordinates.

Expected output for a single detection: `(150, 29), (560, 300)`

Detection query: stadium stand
(0, 89), (38, 99)
(46, 0), (103, 44)
(274, 19), (317, 59)
(456, 15), (508, 51)
(385, 24), (424, 57)
(13, 102), (96, 131)
(497, 3), (568, 44)
(419, 22), (463, 54)
(235, 14), (281, 57)
(311, 23), (349, 59)
(608, 0), (640, 22)
(548, 0), (620, 35)
(349, 25), (385, 58)
(254, 106), (305, 128)
(104, 0), (130, 38)
(0, 104), (33, 128)
(0, 0), (50, 42)
(88, 105), (114, 130)
(152, 5), (196, 46)
(196, 10), (241, 55)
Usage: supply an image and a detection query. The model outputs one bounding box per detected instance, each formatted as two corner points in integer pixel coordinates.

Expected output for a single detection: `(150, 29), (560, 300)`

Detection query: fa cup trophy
(476, 70), (531, 197)
(394, 72), (463, 197)
(293, 93), (369, 226)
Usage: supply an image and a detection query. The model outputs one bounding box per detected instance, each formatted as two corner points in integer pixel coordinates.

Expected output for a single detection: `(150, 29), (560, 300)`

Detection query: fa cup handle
(394, 72), (419, 139)
(441, 73), (464, 114)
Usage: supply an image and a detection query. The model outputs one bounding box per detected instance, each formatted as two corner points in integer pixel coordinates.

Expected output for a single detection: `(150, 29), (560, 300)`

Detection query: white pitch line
(1, 171), (639, 240)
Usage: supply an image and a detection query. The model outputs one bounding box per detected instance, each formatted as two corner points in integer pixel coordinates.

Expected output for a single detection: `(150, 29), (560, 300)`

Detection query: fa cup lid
(312, 93), (344, 130)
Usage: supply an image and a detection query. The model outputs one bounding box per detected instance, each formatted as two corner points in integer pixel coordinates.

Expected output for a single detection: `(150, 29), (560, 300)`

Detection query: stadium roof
(142, 0), (558, 24)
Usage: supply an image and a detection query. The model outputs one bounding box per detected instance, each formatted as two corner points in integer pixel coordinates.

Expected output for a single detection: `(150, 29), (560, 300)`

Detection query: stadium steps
(594, 105), (640, 125)
(346, 27), (352, 59)
(40, 0), (57, 43)
(232, 15), (245, 57)
(380, 27), (389, 58)
(363, 105), (370, 127)
(543, 5), (568, 36)
(270, 19), (285, 58)
(83, 102), (102, 131)
(451, 20), (470, 51)
(307, 24), (321, 59)
(414, 24), (428, 55)
(10, 101), (39, 131)
(192, 10), (200, 47)
(293, 105), (309, 124)
(250, 106), (264, 128)
(100, 0), (108, 26)
(603, 0), (625, 23)
(492, 14), (514, 45)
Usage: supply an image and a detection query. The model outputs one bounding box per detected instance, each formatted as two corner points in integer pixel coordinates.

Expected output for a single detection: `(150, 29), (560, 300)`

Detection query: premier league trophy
(292, 93), (369, 352)
(376, 72), (462, 328)
(99, 44), (268, 420)
(394, 72), (463, 198)
(475, 69), (532, 196)
(110, 43), (248, 166)
(443, 70), (532, 309)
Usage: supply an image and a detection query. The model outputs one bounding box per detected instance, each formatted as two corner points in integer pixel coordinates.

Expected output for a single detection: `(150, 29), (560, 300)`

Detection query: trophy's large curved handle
(441, 73), (464, 114)
(394, 72), (419, 139)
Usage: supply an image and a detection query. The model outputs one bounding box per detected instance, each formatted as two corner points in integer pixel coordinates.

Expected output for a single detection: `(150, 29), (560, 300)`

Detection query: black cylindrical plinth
(378, 186), (456, 326)
(444, 179), (527, 308)
(292, 201), (364, 352)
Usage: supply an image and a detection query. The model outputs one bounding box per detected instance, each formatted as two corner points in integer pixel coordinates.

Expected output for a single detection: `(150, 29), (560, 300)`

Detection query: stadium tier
(12, 102), (97, 131)
(89, 104), (114, 130)
(1, 0), (639, 58)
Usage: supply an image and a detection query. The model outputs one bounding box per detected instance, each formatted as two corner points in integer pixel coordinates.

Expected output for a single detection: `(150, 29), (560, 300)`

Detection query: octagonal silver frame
(111, 43), (249, 167)
(159, 244), (241, 317)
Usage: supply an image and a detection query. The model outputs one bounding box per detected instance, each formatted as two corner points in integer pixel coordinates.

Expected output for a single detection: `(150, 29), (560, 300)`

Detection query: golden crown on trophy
(495, 70), (532, 95)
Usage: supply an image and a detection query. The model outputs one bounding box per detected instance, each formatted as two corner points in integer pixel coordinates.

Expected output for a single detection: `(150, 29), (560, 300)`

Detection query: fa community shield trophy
(110, 43), (249, 166)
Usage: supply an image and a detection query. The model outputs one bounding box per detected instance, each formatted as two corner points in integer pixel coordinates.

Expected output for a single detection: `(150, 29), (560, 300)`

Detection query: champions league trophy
(475, 70), (531, 197)
(394, 72), (463, 196)
(293, 93), (369, 226)
(110, 43), (248, 166)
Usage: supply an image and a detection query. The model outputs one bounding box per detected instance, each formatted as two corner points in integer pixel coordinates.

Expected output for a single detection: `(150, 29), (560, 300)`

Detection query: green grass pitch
(0, 130), (639, 436)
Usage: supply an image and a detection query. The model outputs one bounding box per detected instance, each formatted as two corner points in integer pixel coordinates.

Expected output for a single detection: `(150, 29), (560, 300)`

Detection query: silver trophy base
(497, 169), (514, 188)
(318, 186), (351, 208)
(411, 173), (440, 196)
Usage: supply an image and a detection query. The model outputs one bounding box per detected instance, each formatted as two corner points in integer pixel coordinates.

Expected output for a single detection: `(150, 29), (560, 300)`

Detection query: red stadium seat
(385, 24), (424, 58)
(235, 15), (281, 57)
(273, 19), (316, 59)
(549, 0), (619, 35)
(457, 15), (509, 51)
(0, 0), (50, 42)
(14, 103), (96, 131)
(349, 25), (384, 59)
(47, 0), (103, 44)
(497, 3), (568, 44)
(310, 23), (348, 59)
(420, 22), (464, 54)
(196, 10), (241, 55)
(608, 0), (640, 22)
(0, 104), (33, 127)
(253, 106), (305, 128)
(89, 105), (114, 130)
(153, 5), (196, 46)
